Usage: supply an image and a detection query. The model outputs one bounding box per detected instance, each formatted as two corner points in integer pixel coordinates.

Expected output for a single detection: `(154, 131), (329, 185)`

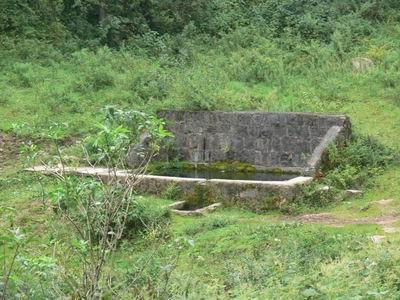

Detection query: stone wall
(158, 111), (351, 175)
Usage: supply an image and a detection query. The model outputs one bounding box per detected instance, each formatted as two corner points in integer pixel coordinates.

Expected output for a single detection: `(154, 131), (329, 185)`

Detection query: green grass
(1, 169), (400, 298)
(113, 209), (398, 298)
(2, 19), (400, 299)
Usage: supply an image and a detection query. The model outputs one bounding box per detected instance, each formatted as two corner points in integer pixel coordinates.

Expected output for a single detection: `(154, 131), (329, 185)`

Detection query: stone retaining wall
(158, 111), (351, 175)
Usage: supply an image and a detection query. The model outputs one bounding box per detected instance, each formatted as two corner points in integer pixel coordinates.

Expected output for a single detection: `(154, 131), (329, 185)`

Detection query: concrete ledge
(27, 166), (313, 207)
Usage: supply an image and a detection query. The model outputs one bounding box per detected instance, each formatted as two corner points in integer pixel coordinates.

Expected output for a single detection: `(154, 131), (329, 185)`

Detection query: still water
(151, 169), (298, 181)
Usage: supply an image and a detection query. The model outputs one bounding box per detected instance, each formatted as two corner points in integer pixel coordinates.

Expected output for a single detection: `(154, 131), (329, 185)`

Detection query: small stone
(197, 203), (222, 213)
(345, 189), (363, 199)
(352, 57), (374, 72)
(317, 185), (331, 192)
(239, 189), (258, 199)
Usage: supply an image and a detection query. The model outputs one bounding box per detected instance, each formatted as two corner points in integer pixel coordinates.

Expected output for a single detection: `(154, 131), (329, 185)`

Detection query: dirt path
(281, 199), (400, 234)
(282, 212), (398, 226)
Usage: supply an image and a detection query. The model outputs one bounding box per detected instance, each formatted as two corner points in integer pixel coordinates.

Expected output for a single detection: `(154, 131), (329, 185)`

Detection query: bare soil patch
(0, 132), (20, 167)
(282, 199), (400, 236)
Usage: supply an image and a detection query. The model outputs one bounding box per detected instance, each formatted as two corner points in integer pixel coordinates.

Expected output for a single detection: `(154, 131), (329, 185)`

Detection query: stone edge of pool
(26, 166), (313, 206)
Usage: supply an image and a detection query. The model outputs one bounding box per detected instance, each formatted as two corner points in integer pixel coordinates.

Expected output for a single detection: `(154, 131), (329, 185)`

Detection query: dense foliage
(2, 0), (400, 49)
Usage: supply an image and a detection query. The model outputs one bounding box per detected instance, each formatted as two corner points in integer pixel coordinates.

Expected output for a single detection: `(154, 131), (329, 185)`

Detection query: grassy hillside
(1, 1), (400, 298)
(2, 23), (400, 144)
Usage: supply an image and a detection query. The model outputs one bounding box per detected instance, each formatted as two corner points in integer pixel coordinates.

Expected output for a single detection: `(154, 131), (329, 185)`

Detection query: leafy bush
(127, 67), (169, 103)
(324, 135), (396, 172)
(9, 63), (44, 88)
(50, 177), (170, 240)
(283, 135), (397, 214)
(84, 106), (172, 165)
(228, 45), (284, 84)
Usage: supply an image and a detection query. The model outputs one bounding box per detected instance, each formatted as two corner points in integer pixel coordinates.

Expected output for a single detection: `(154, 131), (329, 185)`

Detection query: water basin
(151, 169), (298, 181)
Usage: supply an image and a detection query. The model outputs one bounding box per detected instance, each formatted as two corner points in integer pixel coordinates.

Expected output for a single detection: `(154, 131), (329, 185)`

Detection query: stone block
(259, 128), (274, 138)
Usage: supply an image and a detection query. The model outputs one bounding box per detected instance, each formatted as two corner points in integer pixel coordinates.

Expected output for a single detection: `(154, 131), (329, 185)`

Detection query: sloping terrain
(2, 1), (400, 298)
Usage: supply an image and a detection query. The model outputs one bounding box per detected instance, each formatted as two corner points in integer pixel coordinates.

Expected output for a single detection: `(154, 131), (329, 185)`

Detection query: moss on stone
(269, 168), (285, 174)
(148, 160), (256, 173)
(148, 159), (300, 181)
(184, 184), (215, 210)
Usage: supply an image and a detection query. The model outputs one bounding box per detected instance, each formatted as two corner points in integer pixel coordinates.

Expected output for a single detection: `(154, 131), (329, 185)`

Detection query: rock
(345, 189), (363, 199)
(167, 201), (222, 216)
(351, 57), (374, 72)
(317, 185), (331, 192)
(126, 132), (152, 168)
(239, 189), (258, 199)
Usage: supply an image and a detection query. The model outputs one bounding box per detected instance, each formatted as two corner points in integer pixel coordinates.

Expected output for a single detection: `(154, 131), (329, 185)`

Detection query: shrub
(324, 135), (396, 171)
(125, 198), (171, 235)
(84, 106), (172, 165)
(228, 46), (284, 84)
(161, 183), (182, 200)
(85, 67), (115, 91)
(170, 66), (230, 110)
(282, 135), (397, 214)
(127, 67), (169, 103)
(9, 63), (40, 88)
(50, 178), (171, 240)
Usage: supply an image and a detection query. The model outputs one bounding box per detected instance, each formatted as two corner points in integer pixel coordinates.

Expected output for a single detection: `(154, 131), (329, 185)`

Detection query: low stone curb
(167, 201), (222, 216)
